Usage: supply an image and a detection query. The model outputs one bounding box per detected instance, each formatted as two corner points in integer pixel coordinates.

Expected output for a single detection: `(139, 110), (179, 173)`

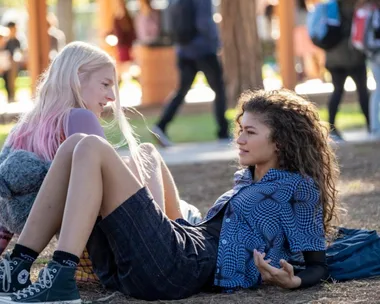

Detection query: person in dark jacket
(3, 22), (21, 103)
(153, 0), (229, 147)
(325, 0), (370, 140)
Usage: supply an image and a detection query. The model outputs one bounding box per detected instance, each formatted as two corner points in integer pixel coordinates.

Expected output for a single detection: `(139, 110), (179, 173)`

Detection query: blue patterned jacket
(195, 168), (325, 289)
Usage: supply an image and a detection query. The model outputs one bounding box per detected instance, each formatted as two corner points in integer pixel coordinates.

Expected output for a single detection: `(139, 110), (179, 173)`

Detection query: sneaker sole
(0, 298), (81, 304)
(151, 126), (173, 147)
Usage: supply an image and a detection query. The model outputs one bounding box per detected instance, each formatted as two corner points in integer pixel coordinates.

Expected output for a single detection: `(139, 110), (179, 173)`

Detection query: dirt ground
(23, 142), (380, 303)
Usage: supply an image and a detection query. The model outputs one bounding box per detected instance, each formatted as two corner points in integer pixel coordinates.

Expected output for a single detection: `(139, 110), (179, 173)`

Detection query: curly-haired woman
(0, 89), (340, 303)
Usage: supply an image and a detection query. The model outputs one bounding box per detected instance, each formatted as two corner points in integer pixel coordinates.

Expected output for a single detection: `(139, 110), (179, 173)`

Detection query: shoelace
(14, 267), (53, 299)
(0, 254), (12, 293)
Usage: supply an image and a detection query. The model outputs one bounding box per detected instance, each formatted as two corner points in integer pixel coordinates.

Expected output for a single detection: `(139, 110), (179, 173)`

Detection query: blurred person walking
(111, 0), (136, 84)
(324, 0), (370, 140)
(135, 0), (161, 46)
(47, 13), (66, 61)
(153, 0), (229, 147)
(3, 22), (21, 103)
(0, 26), (11, 81)
(353, 0), (380, 135)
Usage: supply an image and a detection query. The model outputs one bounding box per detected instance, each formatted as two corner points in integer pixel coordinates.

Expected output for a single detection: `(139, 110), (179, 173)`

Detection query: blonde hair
(6, 41), (147, 182)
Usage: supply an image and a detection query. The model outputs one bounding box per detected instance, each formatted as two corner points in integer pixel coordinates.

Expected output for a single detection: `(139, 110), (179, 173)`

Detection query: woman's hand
(253, 249), (301, 289)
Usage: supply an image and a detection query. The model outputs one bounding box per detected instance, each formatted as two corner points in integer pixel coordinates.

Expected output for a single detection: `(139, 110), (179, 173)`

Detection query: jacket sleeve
(294, 250), (329, 288)
(193, 0), (219, 43)
(281, 177), (326, 252)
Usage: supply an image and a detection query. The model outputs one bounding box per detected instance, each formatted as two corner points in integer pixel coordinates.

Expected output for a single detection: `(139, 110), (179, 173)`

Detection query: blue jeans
(86, 188), (218, 300)
(369, 59), (380, 134)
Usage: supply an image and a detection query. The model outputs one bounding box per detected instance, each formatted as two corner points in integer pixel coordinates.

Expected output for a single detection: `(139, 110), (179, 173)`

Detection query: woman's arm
(294, 250), (329, 288)
(254, 250), (328, 289)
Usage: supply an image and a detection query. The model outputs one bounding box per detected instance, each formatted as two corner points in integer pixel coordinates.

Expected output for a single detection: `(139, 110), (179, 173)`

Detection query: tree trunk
(220, 0), (263, 107)
(57, 0), (74, 43)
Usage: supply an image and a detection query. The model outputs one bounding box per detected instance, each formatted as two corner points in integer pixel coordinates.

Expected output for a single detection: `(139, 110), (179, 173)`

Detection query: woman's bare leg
(17, 134), (87, 253)
(125, 143), (182, 220)
(124, 143), (165, 212)
(56, 135), (144, 257)
(160, 154), (182, 220)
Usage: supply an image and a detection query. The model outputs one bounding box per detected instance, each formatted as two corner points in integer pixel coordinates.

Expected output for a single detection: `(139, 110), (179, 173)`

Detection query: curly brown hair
(235, 89), (340, 234)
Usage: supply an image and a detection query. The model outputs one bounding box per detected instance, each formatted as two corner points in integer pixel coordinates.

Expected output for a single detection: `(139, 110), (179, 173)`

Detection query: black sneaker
(0, 253), (32, 295)
(0, 261), (81, 303)
(152, 125), (173, 148)
(329, 129), (344, 142)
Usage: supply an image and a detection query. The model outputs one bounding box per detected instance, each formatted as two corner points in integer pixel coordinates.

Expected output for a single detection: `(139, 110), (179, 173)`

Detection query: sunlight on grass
(227, 103), (366, 131)
(0, 124), (13, 148)
(0, 103), (367, 150)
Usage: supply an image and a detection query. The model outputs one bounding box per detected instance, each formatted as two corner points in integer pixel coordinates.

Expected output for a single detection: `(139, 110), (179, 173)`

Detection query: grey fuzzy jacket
(0, 146), (51, 234)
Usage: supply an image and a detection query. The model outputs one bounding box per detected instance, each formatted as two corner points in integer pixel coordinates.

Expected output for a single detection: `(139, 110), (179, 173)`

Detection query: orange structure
(134, 45), (178, 106)
(277, 0), (296, 90)
(27, 0), (49, 94)
(96, 0), (116, 57)
(96, 0), (178, 107)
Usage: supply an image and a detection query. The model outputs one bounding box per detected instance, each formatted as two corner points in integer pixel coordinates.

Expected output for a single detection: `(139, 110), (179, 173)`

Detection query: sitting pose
(0, 89), (339, 303)
(0, 41), (184, 285)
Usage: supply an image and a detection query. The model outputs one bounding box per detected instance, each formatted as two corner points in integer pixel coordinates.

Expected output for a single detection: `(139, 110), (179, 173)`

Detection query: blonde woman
(0, 41), (185, 288)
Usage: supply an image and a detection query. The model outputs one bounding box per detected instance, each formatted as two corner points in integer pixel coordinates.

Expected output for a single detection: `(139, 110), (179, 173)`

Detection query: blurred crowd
(1, 0), (379, 142)
(0, 12), (65, 103)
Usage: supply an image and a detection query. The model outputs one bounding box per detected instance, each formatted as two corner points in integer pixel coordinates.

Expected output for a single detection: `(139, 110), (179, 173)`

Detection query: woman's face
(80, 65), (116, 118)
(236, 112), (278, 168)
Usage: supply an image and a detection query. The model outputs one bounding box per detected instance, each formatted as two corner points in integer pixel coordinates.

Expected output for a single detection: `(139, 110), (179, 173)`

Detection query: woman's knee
(72, 135), (109, 161)
(56, 133), (87, 155)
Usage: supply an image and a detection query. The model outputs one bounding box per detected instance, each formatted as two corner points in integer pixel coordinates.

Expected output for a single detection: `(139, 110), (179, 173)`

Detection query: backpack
(167, 0), (197, 45)
(307, 0), (344, 50)
(290, 227), (380, 282)
(351, 3), (380, 55)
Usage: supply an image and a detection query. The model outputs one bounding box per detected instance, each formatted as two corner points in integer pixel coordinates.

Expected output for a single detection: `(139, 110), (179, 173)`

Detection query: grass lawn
(0, 102), (367, 149)
(126, 102), (366, 145)
(0, 124), (13, 149)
